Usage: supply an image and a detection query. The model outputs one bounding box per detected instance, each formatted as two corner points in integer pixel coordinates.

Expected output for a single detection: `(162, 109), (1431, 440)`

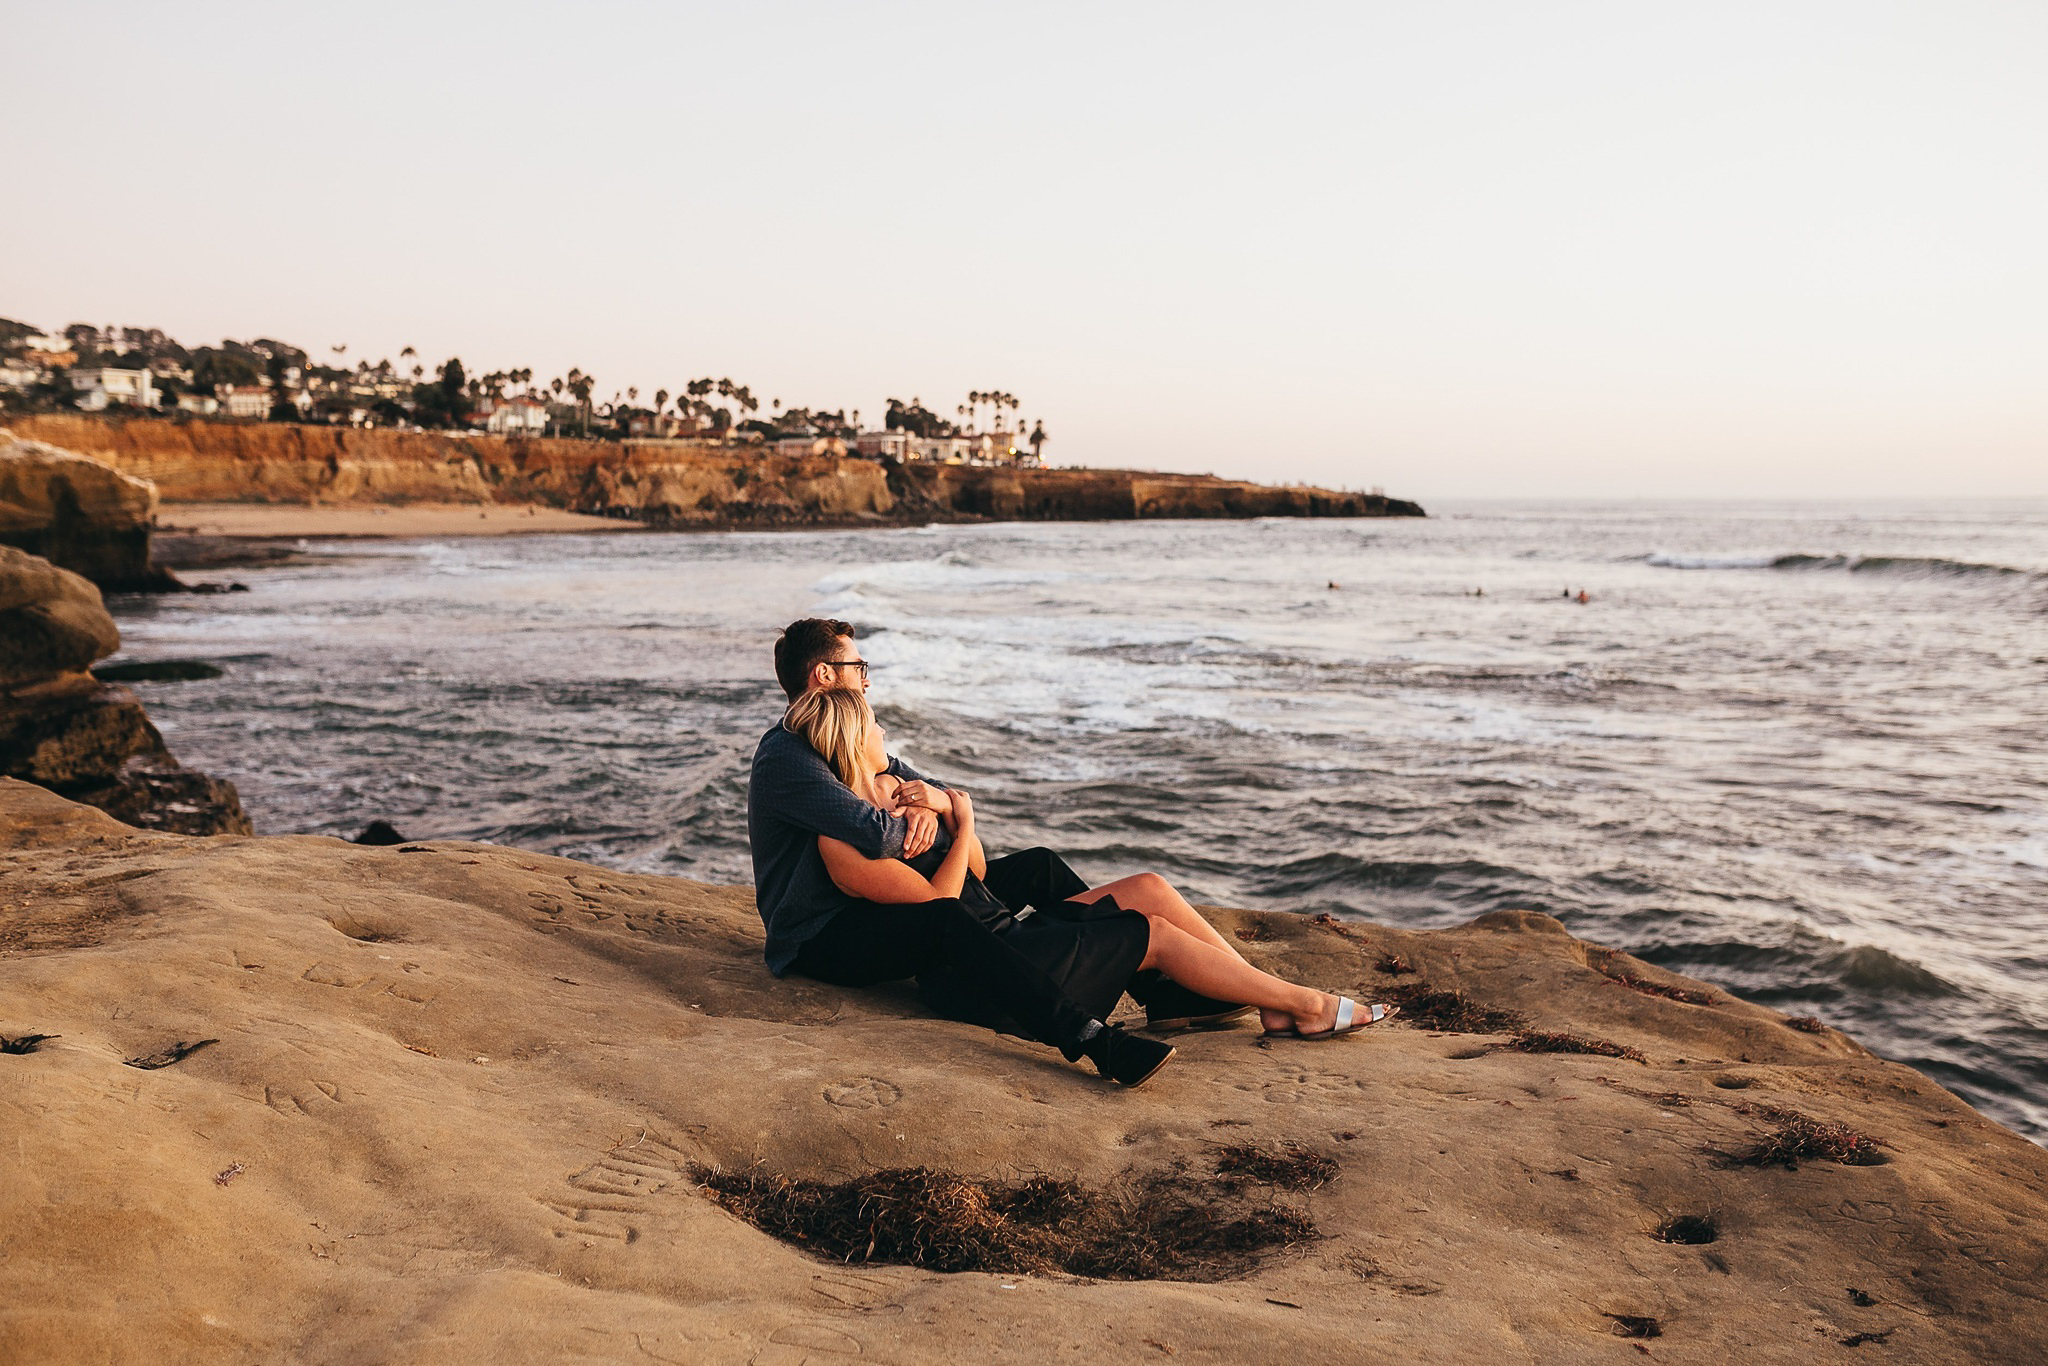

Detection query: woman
(783, 688), (1396, 1042)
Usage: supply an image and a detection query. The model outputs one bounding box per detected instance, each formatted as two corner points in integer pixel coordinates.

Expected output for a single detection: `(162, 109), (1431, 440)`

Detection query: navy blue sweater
(746, 722), (937, 974)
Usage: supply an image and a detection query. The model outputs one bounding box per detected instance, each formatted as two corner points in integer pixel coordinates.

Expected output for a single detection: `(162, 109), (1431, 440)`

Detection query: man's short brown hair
(774, 617), (856, 700)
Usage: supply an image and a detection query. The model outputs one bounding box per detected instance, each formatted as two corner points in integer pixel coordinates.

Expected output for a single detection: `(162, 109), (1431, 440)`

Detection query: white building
(0, 359), (47, 392)
(68, 367), (157, 411)
(176, 392), (221, 416)
(852, 432), (909, 461)
(218, 385), (271, 419)
(853, 430), (1026, 464)
(483, 395), (549, 436)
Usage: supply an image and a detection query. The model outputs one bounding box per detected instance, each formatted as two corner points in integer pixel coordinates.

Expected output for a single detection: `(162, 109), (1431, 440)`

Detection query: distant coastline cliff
(7, 415), (1425, 526)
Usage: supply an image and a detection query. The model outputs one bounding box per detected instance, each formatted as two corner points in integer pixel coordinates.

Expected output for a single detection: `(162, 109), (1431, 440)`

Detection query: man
(747, 617), (1187, 1086)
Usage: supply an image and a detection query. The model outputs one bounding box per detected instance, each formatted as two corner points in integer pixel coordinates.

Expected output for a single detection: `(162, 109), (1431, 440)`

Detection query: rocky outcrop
(0, 545), (248, 835)
(1, 782), (2043, 1362)
(0, 427), (173, 590)
(895, 463), (1426, 521)
(8, 415), (1422, 525)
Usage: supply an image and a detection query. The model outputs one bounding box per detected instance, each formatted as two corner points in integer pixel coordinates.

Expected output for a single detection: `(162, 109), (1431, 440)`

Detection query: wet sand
(157, 502), (640, 539)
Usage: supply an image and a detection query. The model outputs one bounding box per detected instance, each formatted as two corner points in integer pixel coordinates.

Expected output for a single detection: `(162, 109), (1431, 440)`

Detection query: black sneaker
(1084, 1026), (1175, 1088)
(1128, 972), (1257, 1033)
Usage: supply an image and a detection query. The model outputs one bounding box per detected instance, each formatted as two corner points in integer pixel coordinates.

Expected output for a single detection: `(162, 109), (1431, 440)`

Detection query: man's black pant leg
(791, 898), (1099, 1055)
(983, 847), (1090, 913)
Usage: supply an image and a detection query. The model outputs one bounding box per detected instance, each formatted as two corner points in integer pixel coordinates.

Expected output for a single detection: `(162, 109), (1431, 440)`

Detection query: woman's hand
(895, 780), (952, 816)
(949, 789), (974, 839)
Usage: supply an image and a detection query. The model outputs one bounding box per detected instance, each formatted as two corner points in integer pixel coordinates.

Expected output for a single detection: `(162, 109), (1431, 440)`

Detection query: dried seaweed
(692, 1162), (1318, 1281)
(123, 1039), (218, 1070)
(1374, 953), (1417, 976)
(1727, 1104), (1886, 1169)
(1597, 1078), (1693, 1106)
(1508, 1030), (1647, 1063)
(1604, 1314), (1662, 1339)
(1604, 973), (1715, 1005)
(1212, 1144), (1337, 1191)
(1841, 1329), (1895, 1347)
(1, 1033), (57, 1055)
(1383, 986), (1525, 1034)
(1783, 1015), (1827, 1033)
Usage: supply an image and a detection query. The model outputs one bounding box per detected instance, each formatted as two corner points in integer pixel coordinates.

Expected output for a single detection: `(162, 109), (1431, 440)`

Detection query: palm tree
(566, 369), (594, 436)
(1029, 419), (1047, 463)
(654, 387), (669, 415)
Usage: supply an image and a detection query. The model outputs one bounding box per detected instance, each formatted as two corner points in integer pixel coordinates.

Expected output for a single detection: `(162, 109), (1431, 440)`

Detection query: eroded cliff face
(8, 416), (897, 525)
(7, 415), (1422, 525)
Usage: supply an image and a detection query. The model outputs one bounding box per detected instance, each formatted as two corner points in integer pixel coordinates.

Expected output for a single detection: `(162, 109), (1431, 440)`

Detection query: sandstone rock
(70, 753), (251, 836)
(0, 544), (121, 683)
(0, 428), (170, 589)
(0, 674), (159, 786)
(0, 545), (249, 834)
(0, 777), (2041, 1362)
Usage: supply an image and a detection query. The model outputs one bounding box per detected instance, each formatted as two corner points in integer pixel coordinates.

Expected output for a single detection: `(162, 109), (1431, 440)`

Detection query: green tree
(411, 357), (473, 428)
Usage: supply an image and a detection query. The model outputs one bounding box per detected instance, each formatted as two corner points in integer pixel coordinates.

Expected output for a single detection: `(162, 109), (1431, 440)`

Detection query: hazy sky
(5, 2), (2044, 498)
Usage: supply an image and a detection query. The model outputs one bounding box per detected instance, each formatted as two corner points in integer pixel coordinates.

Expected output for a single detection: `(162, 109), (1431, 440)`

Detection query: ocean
(105, 499), (2048, 1141)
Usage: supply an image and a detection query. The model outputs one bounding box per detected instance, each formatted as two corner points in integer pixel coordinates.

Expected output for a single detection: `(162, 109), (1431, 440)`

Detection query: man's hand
(895, 780), (953, 816)
(903, 807), (940, 859)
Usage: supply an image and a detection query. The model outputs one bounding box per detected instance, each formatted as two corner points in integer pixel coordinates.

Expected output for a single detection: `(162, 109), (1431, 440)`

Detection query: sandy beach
(157, 501), (640, 539)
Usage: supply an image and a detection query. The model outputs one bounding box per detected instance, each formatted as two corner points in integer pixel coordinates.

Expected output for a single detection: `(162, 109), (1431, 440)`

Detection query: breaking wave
(1647, 552), (2035, 580)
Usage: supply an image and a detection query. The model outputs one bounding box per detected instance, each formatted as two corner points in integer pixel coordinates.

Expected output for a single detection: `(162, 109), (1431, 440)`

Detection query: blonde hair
(784, 688), (879, 800)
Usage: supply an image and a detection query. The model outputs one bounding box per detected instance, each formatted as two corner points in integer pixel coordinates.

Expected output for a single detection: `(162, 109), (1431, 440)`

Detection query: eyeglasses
(825, 660), (871, 679)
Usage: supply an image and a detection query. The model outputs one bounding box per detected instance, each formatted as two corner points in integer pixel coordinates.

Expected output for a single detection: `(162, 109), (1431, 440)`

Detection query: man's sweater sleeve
(758, 737), (906, 860)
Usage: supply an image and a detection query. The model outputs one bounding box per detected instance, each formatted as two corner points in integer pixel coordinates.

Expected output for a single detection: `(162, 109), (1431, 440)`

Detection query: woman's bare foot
(1261, 992), (1341, 1037)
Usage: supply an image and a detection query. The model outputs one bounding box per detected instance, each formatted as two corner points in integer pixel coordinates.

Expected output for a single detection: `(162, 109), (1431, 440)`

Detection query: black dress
(905, 840), (1151, 1028)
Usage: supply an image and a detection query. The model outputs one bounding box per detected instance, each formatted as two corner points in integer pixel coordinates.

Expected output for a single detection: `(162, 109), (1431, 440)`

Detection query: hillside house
(68, 367), (157, 411)
(0, 360), (47, 392)
(218, 385), (271, 419)
(483, 395), (549, 436)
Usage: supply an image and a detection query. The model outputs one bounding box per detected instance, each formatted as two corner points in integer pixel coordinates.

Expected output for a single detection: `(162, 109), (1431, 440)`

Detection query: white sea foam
(1644, 552), (1782, 570)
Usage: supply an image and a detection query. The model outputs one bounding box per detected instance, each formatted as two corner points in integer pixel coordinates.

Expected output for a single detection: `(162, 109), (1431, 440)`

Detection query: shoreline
(156, 501), (644, 539)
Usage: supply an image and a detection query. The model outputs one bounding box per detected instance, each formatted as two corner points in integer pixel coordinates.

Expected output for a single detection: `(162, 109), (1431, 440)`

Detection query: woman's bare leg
(1077, 872), (1252, 963)
(1137, 922), (1339, 1034)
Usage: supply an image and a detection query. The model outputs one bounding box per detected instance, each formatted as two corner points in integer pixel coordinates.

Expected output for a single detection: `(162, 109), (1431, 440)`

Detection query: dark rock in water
(149, 536), (301, 571)
(353, 820), (409, 846)
(91, 660), (226, 683)
(0, 677), (252, 836)
(77, 755), (251, 837)
(0, 544), (249, 835)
